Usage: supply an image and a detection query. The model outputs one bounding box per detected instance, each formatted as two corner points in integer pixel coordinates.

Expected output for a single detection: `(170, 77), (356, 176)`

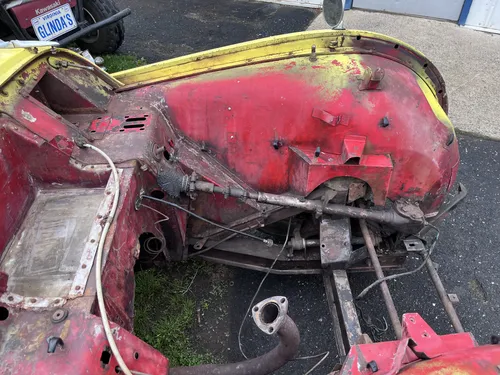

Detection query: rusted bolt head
(329, 40), (338, 48)
(51, 309), (69, 324)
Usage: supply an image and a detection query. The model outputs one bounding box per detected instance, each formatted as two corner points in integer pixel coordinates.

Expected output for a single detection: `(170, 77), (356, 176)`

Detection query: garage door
(353, 0), (466, 21)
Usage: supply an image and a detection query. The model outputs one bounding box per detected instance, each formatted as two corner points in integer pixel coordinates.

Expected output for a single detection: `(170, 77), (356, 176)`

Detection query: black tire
(76, 0), (125, 54)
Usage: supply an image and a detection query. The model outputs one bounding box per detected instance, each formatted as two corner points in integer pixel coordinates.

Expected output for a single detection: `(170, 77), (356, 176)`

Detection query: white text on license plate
(31, 3), (78, 41)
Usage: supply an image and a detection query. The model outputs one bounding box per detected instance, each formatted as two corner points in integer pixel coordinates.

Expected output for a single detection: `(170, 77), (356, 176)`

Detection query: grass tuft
(102, 54), (146, 74)
(134, 262), (215, 367)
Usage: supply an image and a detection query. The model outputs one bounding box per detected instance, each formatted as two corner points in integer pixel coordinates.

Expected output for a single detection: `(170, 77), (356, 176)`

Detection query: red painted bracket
(312, 108), (350, 126)
(289, 137), (393, 205)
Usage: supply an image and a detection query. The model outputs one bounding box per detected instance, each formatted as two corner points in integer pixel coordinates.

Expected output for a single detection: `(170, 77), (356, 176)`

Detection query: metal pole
(424, 258), (464, 332)
(360, 219), (402, 338)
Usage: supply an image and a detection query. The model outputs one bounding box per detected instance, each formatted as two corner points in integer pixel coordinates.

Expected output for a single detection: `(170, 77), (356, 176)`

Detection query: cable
(142, 195), (273, 245)
(238, 218), (292, 360)
(140, 203), (170, 222)
(83, 143), (132, 375)
(188, 232), (239, 258)
(231, 217), (332, 374)
(357, 223), (440, 299)
(303, 351), (331, 375)
(139, 203), (168, 259)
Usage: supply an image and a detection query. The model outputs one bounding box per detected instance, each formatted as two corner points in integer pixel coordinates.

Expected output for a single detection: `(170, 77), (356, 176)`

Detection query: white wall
(255, 0), (323, 9)
(466, 0), (500, 32)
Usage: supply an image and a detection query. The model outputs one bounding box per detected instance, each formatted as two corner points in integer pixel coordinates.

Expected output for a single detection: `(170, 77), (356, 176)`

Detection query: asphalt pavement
(116, 0), (317, 62)
(114, 1), (500, 373)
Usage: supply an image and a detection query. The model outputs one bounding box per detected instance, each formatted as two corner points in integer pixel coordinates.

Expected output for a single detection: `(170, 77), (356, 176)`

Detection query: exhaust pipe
(169, 296), (300, 375)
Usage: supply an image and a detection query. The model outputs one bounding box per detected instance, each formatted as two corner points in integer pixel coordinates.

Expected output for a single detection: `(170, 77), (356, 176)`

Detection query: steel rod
(424, 257), (464, 333)
(359, 219), (402, 338)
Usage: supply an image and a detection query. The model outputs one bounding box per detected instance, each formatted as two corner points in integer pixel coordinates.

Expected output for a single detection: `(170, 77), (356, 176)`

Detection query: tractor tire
(76, 0), (125, 54)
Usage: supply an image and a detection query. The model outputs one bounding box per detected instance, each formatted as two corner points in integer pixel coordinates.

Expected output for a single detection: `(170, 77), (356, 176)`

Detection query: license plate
(31, 3), (77, 41)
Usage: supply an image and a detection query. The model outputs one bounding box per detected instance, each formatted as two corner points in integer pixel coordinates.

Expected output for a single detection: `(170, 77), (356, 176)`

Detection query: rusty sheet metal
(320, 217), (351, 267)
(160, 50), (456, 213)
(0, 172), (120, 308)
(338, 313), (480, 375)
(1, 310), (168, 375)
(111, 30), (448, 113)
(324, 269), (362, 354)
(69, 171), (122, 298)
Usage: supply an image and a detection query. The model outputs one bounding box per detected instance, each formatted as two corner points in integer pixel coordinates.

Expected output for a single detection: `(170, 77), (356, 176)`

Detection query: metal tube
(58, 8), (131, 47)
(248, 192), (413, 227)
(360, 219), (402, 338)
(424, 257), (464, 333)
(189, 178), (416, 227)
(169, 298), (300, 375)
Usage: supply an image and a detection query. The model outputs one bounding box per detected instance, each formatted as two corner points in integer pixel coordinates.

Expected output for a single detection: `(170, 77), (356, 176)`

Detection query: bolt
(329, 40), (338, 50)
(314, 147), (321, 157)
(367, 360), (379, 372)
(310, 45), (317, 62)
(272, 139), (281, 150)
(380, 116), (390, 127)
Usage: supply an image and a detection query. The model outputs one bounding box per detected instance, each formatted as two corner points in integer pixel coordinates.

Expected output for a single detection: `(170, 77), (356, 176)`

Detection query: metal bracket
(403, 238), (426, 253)
(320, 217), (351, 268)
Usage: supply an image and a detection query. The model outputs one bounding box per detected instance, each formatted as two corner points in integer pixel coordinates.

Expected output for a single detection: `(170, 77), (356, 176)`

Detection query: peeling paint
(21, 110), (36, 123)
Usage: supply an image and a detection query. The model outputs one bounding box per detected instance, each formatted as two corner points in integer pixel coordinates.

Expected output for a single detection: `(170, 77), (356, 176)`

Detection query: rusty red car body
(0, 30), (494, 375)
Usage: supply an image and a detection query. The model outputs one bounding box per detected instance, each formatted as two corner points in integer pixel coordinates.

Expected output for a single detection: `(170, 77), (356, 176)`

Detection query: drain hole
(0, 307), (9, 321)
(100, 346), (112, 368)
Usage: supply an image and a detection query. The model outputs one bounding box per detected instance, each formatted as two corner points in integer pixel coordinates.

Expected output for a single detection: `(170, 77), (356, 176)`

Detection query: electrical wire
(83, 143), (133, 375)
(357, 223), (440, 299)
(139, 203), (168, 260)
